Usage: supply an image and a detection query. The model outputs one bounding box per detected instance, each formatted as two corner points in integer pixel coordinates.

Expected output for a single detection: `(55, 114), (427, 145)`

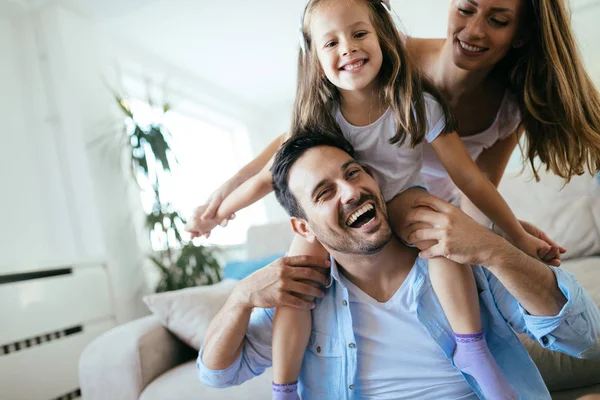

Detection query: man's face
(288, 146), (392, 255)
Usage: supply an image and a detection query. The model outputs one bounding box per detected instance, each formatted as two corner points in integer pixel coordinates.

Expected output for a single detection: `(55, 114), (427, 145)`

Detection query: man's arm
(406, 195), (600, 358)
(198, 256), (330, 387)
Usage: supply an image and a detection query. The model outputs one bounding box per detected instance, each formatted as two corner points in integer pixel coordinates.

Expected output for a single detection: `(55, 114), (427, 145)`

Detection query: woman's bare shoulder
(406, 37), (445, 61)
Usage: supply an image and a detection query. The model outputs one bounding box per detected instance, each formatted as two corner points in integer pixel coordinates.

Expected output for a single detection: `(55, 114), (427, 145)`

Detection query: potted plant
(114, 94), (222, 292)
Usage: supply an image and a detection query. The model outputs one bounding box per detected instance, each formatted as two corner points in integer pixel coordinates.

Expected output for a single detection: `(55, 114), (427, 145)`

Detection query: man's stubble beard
(309, 218), (393, 255)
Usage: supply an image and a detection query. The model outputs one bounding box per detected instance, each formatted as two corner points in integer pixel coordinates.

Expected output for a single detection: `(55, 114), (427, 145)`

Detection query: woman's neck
(339, 86), (387, 126)
(434, 39), (496, 103)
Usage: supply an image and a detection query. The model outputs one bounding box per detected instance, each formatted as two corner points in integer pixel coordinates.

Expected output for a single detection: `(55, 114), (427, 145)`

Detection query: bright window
(127, 99), (267, 247)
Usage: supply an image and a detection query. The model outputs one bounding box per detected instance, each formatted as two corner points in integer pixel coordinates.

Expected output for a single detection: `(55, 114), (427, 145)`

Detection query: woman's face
(447, 0), (526, 71)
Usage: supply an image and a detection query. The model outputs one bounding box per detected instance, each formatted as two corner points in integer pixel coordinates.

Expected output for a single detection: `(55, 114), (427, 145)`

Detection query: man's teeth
(346, 203), (374, 226)
(459, 40), (485, 52)
(343, 60), (365, 70)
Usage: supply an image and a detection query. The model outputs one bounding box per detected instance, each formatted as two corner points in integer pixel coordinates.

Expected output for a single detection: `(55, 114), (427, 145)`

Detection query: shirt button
(316, 346), (321, 353)
(342, 300), (348, 306)
(542, 336), (549, 345)
(349, 384), (355, 390)
(349, 343), (356, 349)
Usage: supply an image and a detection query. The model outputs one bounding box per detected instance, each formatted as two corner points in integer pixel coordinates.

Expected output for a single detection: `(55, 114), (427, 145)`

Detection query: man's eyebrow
(466, 0), (512, 12)
(342, 159), (360, 170)
(310, 159), (360, 199)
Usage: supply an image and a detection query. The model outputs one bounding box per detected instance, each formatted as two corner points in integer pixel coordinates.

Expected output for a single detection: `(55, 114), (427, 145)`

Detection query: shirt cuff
(197, 347), (243, 387)
(519, 266), (585, 339)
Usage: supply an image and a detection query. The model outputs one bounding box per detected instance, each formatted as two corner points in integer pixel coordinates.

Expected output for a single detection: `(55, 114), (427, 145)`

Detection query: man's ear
(290, 217), (317, 243)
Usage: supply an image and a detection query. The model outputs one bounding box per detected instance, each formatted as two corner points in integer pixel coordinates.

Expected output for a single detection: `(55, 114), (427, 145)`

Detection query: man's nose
(339, 181), (360, 204)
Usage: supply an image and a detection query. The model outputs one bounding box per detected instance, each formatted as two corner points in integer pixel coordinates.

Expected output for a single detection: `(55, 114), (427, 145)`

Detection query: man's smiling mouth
(346, 202), (376, 228)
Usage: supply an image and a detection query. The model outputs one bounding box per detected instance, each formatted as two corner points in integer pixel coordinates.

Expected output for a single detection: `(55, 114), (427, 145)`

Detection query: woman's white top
(421, 91), (521, 202)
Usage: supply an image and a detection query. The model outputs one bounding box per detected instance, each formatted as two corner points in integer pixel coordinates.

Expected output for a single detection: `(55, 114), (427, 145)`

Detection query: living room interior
(1, 0), (599, 399)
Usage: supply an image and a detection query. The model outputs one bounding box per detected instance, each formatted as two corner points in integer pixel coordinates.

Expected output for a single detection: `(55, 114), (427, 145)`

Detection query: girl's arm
(186, 163), (274, 239)
(201, 133), (286, 220)
(459, 127), (522, 225)
(430, 132), (550, 259)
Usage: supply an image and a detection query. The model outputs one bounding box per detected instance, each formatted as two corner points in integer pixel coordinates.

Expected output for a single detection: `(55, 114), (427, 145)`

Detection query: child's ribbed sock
(453, 330), (518, 400)
(272, 382), (300, 400)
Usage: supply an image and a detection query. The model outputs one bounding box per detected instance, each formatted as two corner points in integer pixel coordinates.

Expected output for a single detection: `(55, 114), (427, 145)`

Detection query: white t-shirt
(422, 91), (522, 202)
(339, 267), (477, 399)
(336, 93), (446, 202)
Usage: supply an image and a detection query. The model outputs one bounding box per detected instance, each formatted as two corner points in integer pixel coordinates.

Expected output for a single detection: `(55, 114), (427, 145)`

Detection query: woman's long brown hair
(496, 0), (600, 180)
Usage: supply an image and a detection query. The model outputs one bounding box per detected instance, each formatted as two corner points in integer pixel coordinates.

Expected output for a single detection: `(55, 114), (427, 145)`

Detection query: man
(198, 131), (600, 399)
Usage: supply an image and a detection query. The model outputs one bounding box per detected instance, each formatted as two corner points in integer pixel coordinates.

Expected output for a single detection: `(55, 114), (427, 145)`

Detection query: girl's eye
(355, 31), (367, 39)
(325, 41), (337, 48)
(458, 8), (473, 16)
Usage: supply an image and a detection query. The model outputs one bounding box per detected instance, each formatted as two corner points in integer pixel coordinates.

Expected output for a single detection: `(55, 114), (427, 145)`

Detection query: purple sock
(453, 330), (518, 400)
(272, 382), (300, 400)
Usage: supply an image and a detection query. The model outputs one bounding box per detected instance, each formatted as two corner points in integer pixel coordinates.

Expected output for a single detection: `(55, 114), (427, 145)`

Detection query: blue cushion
(223, 253), (285, 280)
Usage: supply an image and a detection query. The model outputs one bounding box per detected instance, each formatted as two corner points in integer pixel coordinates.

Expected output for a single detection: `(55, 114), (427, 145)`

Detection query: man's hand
(405, 194), (503, 266)
(232, 256), (331, 310)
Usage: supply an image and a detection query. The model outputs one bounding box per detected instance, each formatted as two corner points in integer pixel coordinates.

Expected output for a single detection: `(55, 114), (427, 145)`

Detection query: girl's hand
(496, 220), (566, 267)
(201, 180), (239, 220)
(514, 231), (561, 267)
(185, 204), (235, 239)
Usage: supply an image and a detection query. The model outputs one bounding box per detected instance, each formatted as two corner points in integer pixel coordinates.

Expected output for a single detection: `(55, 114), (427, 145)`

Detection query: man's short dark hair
(271, 129), (356, 219)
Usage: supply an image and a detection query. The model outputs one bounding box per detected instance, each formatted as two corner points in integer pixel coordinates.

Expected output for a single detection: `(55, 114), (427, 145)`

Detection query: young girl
(188, 1), (561, 399)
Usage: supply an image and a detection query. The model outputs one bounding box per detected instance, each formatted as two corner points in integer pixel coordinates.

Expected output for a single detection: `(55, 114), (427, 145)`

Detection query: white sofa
(79, 169), (600, 400)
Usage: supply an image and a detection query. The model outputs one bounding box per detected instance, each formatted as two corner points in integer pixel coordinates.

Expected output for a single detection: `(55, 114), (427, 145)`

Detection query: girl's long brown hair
(291, 0), (456, 148)
(497, 0), (600, 180)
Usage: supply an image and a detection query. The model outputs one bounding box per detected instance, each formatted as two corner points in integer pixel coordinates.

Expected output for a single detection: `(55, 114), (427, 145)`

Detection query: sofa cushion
(143, 280), (237, 351)
(521, 257), (600, 392)
(139, 360), (273, 400)
(499, 169), (600, 260)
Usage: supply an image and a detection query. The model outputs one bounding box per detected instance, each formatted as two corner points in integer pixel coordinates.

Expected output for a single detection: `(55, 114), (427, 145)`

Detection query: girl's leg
(272, 234), (329, 400)
(388, 189), (517, 400)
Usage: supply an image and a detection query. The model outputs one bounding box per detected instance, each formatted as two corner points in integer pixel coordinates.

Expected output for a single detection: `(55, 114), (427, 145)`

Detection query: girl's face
(447, 0), (526, 71)
(310, 1), (383, 94)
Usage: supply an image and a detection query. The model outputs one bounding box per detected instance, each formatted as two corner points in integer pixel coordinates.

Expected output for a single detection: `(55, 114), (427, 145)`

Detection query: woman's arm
(201, 133), (285, 219)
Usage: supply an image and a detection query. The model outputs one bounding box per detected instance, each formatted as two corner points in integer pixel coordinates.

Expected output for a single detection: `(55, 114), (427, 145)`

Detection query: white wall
(0, 14), (87, 271)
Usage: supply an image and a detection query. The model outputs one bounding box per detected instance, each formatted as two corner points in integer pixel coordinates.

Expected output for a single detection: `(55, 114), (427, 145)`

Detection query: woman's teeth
(343, 60), (365, 70)
(459, 40), (485, 52)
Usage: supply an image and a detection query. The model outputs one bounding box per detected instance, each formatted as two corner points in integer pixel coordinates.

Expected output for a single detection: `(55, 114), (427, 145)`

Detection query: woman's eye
(491, 18), (509, 26)
(348, 169), (360, 178)
(458, 8), (473, 15)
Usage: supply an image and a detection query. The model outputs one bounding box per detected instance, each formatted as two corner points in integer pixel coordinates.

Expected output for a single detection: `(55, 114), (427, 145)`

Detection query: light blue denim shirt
(198, 257), (600, 399)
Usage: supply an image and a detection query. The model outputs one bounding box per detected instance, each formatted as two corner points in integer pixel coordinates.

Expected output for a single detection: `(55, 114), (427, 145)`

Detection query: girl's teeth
(344, 60), (364, 70)
(459, 40), (484, 52)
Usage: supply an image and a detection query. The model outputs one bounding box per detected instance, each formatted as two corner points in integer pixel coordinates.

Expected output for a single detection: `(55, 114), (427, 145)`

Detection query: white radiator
(0, 263), (116, 400)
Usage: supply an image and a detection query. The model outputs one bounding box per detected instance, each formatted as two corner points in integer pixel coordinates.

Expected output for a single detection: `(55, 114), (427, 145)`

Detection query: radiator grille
(0, 325), (83, 356)
(53, 388), (81, 400)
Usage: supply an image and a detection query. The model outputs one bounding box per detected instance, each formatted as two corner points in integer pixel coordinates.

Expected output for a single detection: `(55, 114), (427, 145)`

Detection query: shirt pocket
(300, 330), (343, 396)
